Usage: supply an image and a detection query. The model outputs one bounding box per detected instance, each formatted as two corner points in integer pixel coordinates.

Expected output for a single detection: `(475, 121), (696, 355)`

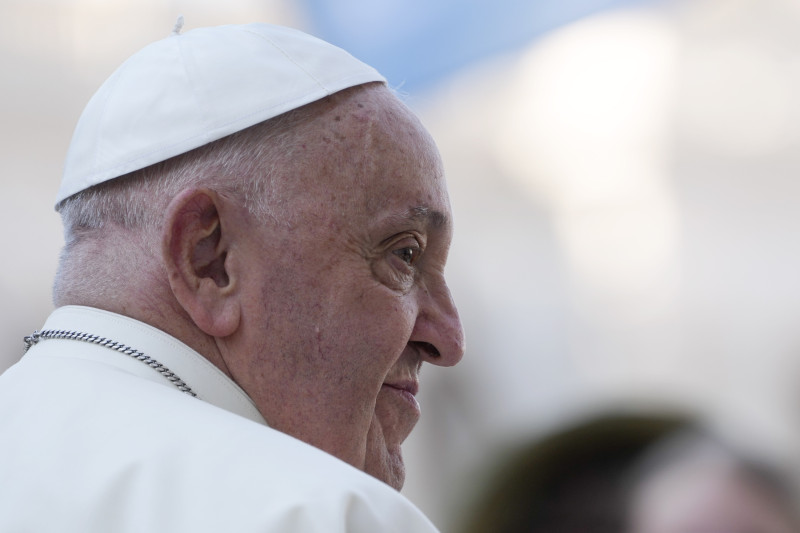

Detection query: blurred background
(3, 0), (800, 530)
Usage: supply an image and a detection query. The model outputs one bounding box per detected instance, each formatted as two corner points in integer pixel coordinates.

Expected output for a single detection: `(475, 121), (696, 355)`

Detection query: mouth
(381, 380), (420, 413)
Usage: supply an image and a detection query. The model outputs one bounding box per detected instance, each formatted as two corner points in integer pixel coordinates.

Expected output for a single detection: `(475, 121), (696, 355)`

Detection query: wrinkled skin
(215, 85), (465, 489)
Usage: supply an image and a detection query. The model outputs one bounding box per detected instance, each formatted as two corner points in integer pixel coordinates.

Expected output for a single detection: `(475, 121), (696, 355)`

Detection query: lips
(384, 379), (418, 396)
(381, 380), (420, 413)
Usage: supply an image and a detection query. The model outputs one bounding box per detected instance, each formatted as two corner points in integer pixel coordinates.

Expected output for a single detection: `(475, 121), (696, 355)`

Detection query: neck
(57, 279), (233, 384)
(109, 294), (235, 382)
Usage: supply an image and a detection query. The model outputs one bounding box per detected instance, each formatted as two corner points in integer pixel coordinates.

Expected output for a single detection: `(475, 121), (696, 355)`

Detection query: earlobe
(162, 188), (241, 338)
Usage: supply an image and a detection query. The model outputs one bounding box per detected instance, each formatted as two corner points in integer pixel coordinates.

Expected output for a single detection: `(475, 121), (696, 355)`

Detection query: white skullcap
(57, 21), (386, 205)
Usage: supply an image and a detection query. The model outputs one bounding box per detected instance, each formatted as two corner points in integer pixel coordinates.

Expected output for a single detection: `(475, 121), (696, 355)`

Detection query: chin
(365, 447), (406, 490)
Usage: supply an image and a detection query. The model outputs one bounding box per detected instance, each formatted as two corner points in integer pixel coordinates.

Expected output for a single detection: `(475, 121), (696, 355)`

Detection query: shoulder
(147, 395), (438, 532)
(0, 345), (438, 532)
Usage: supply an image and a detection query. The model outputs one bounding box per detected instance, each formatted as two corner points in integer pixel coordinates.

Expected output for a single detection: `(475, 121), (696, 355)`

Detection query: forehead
(288, 85), (450, 224)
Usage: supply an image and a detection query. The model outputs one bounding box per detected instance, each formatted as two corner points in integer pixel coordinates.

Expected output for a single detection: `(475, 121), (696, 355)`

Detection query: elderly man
(0, 21), (464, 531)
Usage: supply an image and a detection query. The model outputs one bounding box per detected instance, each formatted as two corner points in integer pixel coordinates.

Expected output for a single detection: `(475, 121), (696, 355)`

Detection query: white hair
(52, 99), (319, 305)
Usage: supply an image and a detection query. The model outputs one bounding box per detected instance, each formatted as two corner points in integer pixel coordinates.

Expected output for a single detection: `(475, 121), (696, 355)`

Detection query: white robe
(0, 306), (439, 532)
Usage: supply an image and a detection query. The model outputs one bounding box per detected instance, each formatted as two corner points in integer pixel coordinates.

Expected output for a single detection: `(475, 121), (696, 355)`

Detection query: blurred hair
(457, 413), (689, 533)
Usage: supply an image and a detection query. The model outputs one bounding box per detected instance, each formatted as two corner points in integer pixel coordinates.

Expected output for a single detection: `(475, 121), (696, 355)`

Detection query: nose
(410, 278), (465, 367)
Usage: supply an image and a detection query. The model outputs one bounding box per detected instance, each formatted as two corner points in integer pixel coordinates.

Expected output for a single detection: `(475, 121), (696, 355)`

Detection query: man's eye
(394, 246), (419, 266)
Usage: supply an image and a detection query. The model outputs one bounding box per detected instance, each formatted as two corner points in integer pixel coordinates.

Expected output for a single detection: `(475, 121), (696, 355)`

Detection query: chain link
(24, 329), (197, 397)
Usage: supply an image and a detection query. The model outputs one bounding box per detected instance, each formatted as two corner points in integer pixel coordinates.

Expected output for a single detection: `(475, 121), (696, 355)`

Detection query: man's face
(224, 85), (465, 489)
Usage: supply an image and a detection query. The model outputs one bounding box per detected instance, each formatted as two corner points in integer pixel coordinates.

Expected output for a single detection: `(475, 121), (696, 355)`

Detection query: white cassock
(0, 306), (439, 532)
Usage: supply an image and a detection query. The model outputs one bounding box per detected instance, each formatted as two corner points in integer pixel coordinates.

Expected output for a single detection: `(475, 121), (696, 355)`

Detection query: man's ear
(162, 188), (240, 338)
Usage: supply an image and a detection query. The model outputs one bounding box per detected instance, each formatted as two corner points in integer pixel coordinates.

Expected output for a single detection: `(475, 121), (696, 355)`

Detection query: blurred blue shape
(301, 0), (657, 94)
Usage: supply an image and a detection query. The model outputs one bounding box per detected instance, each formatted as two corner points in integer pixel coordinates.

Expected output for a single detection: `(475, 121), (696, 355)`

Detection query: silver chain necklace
(24, 330), (197, 397)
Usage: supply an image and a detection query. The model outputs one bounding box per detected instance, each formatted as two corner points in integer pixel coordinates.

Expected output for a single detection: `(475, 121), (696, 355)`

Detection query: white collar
(40, 306), (268, 426)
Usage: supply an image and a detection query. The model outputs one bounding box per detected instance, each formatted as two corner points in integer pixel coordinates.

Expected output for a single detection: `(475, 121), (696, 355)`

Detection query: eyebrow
(408, 206), (449, 229)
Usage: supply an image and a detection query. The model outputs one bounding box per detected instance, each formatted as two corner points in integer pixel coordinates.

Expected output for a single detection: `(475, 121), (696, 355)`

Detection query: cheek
(320, 289), (416, 374)
(351, 288), (416, 345)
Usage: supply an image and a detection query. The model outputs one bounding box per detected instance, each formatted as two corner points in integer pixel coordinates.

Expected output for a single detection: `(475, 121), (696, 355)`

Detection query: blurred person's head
(627, 429), (799, 533)
(458, 413), (688, 533)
